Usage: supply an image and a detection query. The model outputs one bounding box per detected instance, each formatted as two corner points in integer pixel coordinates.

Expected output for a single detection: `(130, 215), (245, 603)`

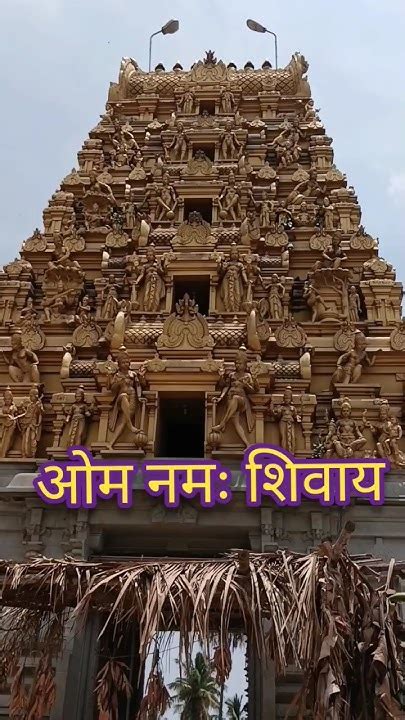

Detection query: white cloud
(387, 172), (405, 206)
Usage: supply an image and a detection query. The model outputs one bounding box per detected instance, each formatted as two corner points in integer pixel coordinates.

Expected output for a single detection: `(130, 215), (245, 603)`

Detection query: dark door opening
(158, 397), (205, 458)
(192, 143), (215, 161)
(199, 99), (216, 115)
(173, 277), (210, 315)
(183, 197), (213, 223)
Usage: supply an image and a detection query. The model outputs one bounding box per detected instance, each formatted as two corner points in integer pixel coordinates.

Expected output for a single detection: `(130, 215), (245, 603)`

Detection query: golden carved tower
(0, 49), (404, 469)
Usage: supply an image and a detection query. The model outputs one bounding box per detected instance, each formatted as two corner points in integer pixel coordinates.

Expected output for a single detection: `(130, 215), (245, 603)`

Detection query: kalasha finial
(204, 50), (217, 66)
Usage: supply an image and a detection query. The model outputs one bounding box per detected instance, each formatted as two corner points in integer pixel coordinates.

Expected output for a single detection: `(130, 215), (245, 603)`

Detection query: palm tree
(170, 652), (220, 719)
(225, 694), (246, 719)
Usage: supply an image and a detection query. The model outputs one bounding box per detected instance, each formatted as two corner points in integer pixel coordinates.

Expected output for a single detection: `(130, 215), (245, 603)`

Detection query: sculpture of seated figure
(324, 397), (367, 458)
(332, 330), (375, 385)
(48, 235), (80, 272)
(313, 233), (347, 272)
(8, 331), (40, 384)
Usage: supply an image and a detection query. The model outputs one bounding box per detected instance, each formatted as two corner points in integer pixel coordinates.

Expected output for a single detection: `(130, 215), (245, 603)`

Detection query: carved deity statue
(8, 332), (40, 384)
(167, 121), (188, 161)
(314, 233), (347, 271)
(332, 330), (375, 386)
(268, 118), (302, 167)
(271, 386), (301, 455)
(265, 274), (288, 320)
(286, 167), (324, 207)
(324, 398), (367, 459)
(219, 121), (241, 160)
(316, 196), (335, 232)
(218, 245), (248, 312)
(303, 282), (330, 322)
(19, 386), (44, 458)
(155, 173), (178, 221)
(348, 285), (361, 323)
(218, 172), (242, 221)
(101, 286), (120, 320)
(220, 87), (236, 114)
(240, 208), (261, 247)
(178, 90), (195, 115)
(63, 386), (94, 447)
(212, 348), (258, 447)
(364, 403), (405, 468)
(107, 348), (146, 447)
(0, 388), (19, 457)
(258, 191), (276, 229)
(134, 247), (167, 312)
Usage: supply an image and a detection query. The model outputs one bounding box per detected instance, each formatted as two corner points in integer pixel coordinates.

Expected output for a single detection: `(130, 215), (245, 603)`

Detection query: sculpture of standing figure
(348, 285), (361, 322)
(271, 386), (301, 455)
(212, 347), (258, 447)
(107, 348), (146, 447)
(218, 172), (242, 221)
(168, 121), (188, 161)
(266, 274), (286, 320)
(8, 331), (40, 384)
(155, 173), (178, 221)
(363, 403), (405, 468)
(178, 90), (195, 115)
(135, 247), (167, 312)
(0, 388), (18, 457)
(220, 121), (241, 160)
(19, 386), (43, 458)
(220, 87), (235, 114)
(101, 286), (120, 320)
(259, 191), (276, 229)
(218, 245), (248, 312)
(63, 386), (94, 447)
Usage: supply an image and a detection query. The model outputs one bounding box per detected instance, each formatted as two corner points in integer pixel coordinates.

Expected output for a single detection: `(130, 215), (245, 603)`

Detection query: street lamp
(246, 18), (278, 69)
(149, 19), (180, 72)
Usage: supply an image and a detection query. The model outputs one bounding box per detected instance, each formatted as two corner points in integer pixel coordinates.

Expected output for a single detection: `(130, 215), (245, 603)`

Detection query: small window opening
(158, 396), (205, 458)
(199, 99), (216, 115)
(183, 197), (213, 223)
(173, 277), (210, 316)
(192, 143), (215, 161)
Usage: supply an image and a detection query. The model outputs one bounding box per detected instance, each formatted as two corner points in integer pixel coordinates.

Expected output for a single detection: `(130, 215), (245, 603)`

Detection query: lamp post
(246, 18), (278, 70)
(148, 19), (179, 72)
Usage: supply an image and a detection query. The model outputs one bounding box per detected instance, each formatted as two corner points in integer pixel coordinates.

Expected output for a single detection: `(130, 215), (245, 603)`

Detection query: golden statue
(107, 348), (147, 448)
(363, 402), (405, 468)
(332, 331), (375, 385)
(134, 247), (167, 312)
(63, 386), (94, 447)
(212, 348), (258, 447)
(19, 386), (44, 458)
(271, 386), (301, 455)
(218, 245), (248, 312)
(218, 171), (242, 221)
(324, 397), (367, 459)
(0, 388), (19, 457)
(7, 331), (40, 384)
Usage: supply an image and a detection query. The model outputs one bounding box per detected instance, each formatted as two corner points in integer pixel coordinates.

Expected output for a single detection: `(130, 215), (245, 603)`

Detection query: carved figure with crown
(211, 347), (258, 447)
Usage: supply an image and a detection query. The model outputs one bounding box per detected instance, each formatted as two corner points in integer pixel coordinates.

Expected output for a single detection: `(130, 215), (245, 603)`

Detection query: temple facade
(0, 50), (405, 719)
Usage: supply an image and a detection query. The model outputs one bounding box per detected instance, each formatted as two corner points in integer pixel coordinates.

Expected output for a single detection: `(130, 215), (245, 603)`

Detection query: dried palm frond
(0, 531), (404, 720)
(136, 668), (170, 719)
(95, 658), (132, 720)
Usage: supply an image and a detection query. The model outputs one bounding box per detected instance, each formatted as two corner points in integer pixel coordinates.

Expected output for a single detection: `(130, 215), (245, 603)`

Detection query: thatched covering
(1, 523), (405, 718)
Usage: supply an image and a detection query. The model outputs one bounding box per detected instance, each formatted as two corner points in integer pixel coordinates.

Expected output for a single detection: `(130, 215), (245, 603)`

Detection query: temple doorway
(158, 395), (205, 458)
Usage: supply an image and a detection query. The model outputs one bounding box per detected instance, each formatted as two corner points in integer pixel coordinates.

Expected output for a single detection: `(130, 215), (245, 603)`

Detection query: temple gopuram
(0, 50), (405, 720)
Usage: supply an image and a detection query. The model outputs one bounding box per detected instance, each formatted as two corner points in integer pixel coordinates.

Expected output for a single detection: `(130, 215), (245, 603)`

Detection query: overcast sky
(0, 0), (404, 287)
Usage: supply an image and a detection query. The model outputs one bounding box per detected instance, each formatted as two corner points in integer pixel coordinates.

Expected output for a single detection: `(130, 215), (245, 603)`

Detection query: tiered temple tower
(0, 50), (405, 719)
